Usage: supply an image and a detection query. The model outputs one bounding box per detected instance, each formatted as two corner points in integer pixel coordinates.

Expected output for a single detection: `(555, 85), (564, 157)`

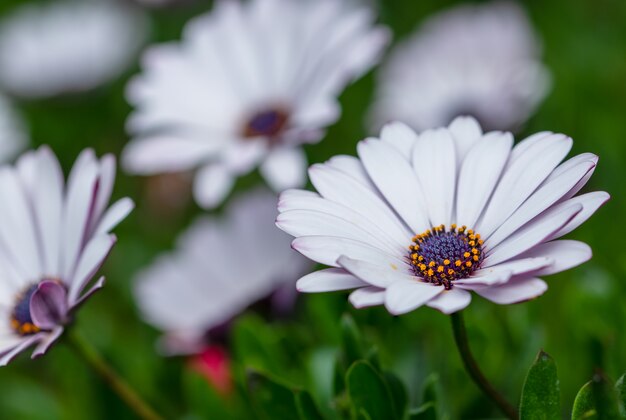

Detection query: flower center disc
(243, 108), (289, 139)
(10, 284), (40, 336)
(408, 224), (484, 289)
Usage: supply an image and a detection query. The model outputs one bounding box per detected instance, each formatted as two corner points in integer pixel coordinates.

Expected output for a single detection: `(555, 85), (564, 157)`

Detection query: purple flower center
(11, 284), (40, 335)
(408, 224), (484, 289)
(243, 108), (289, 139)
(10, 279), (68, 336)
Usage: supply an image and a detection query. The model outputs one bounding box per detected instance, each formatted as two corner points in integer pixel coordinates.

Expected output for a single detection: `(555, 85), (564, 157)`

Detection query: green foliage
(246, 370), (324, 420)
(572, 372), (622, 420)
(346, 361), (399, 420)
(616, 374), (626, 417)
(520, 350), (561, 419)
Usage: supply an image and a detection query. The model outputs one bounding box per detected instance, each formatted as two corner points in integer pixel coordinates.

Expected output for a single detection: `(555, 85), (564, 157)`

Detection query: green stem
(68, 330), (164, 420)
(451, 311), (518, 420)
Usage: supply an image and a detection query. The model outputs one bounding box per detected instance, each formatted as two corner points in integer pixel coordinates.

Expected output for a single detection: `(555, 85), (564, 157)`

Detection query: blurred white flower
(0, 0), (148, 99)
(369, 1), (550, 132)
(0, 94), (26, 161)
(123, 0), (390, 208)
(278, 117), (607, 315)
(134, 189), (311, 355)
(0, 147), (133, 365)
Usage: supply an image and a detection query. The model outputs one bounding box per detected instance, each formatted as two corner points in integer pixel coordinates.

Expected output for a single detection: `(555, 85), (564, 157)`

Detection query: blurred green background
(0, 0), (625, 418)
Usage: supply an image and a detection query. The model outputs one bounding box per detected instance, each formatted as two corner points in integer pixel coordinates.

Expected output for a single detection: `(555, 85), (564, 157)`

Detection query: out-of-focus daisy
(0, 0), (148, 99)
(134, 189), (310, 355)
(0, 94), (26, 161)
(123, 0), (389, 208)
(277, 117), (608, 315)
(369, 1), (550, 132)
(0, 147), (133, 365)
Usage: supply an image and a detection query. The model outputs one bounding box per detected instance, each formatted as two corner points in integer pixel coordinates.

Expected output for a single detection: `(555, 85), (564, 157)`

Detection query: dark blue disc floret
(408, 224), (484, 290)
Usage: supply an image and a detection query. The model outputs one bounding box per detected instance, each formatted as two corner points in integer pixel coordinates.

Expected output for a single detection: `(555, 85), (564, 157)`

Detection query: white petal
(349, 287), (386, 308)
(412, 128), (456, 226)
(484, 202), (582, 267)
(0, 335), (42, 366)
(68, 234), (116, 305)
(91, 154), (116, 230)
(31, 147), (64, 275)
(474, 257), (552, 277)
(296, 268), (367, 292)
(477, 134), (572, 237)
(486, 155), (597, 248)
(358, 139), (429, 233)
(337, 255), (413, 288)
(277, 190), (406, 252)
(308, 164), (411, 242)
(94, 198), (134, 236)
(193, 163), (235, 209)
(326, 155), (379, 192)
(380, 121), (418, 159)
(448, 116), (483, 164)
(521, 240), (591, 276)
(259, 147), (307, 192)
(455, 270), (512, 287)
(61, 149), (99, 280)
(384, 280), (444, 315)
(122, 136), (220, 174)
(426, 288), (471, 314)
(31, 327), (64, 359)
(544, 192), (610, 241)
(0, 168), (42, 279)
(557, 153), (599, 202)
(455, 132), (512, 228)
(291, 236), (405, 268)
(277, 209), (398, 255)
(475, 277), (547, 305)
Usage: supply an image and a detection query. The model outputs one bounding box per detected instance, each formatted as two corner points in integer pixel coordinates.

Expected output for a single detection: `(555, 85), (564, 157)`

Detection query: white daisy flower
(134, 189), (310, 355)
(0, 0), (148, 99)
(277, 117), (608, 315)
(369, 1), (550, 132)
(0, 147), (134, 365)
(0, 94), (27, 161)
(122, 0), (390, 208)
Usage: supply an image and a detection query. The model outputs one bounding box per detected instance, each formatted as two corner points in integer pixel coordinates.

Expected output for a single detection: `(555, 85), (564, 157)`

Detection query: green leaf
(384, 371), (408, 419)
(591, 371), (621, 420)
(409, 403), (437, 420)
(247, 370), (300, 420)
(183, 369), (234, 419)
(246, 370), (324, 420)
(421, 373), (441, 405)
(295, 391), (325, 420)
(616, 374), (626, 417)
(520, 350), (561, 419)
(572, 372), (621, 420)
(346, 360), (397, 420)
(572, 381), (596, 420)
(341, 313), (364, 366)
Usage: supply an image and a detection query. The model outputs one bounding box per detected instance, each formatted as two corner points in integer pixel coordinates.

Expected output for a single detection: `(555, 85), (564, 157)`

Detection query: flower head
(134, 189), (310, 355)
(0, 147), (133, 365)
(0, 0), (148, 98)
(369, 1), (550, 132)
(277, 117), (608, 315)
(123, 0), (389, 208)
(0, 94), (26, 161)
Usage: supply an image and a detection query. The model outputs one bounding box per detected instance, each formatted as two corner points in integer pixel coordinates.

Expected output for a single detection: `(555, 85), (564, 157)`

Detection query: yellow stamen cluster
(10, 319), (40, 335)
(408, 224), (484, 289)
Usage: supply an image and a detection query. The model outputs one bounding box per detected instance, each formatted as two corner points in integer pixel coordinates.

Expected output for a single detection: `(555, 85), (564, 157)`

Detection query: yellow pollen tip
(437, 266), (444, 273)
(428, 261), (436, 267)
(455, 260), (462, 267)
(465, 261), (472, 267)
(443, 259), (450, 265)
(427, 269), (434, 276)
(463, 252), (470, 258)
